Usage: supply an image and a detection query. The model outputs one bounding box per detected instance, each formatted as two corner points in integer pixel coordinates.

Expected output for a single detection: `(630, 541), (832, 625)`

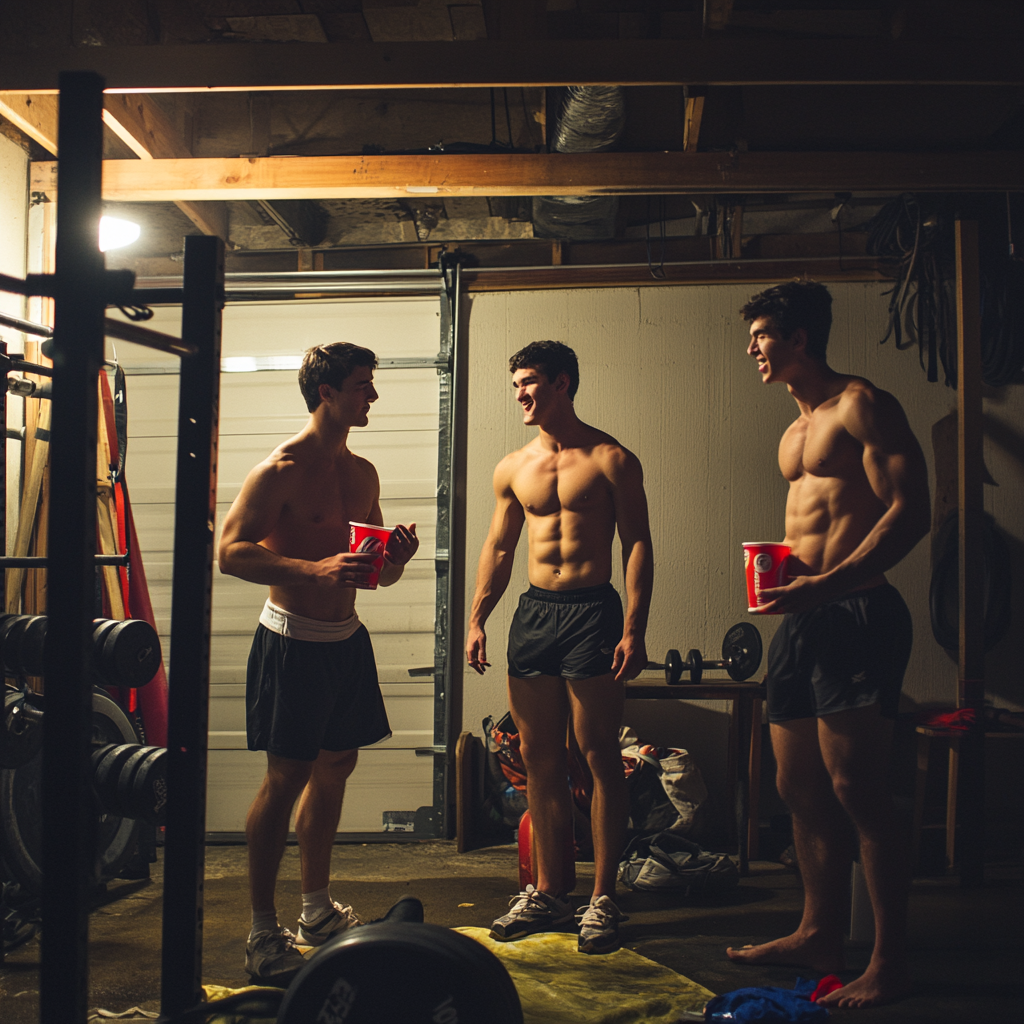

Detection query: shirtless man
(218, 342), (418, 981)
(466, 341), (653, 955)
(727, 282), (930, 1008)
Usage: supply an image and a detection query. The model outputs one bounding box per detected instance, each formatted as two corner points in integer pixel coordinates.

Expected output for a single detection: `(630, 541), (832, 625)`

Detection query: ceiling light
(99, 216), (141, 252)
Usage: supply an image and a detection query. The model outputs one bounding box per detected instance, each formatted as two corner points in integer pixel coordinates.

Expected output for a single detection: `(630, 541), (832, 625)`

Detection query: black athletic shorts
(507, 582), (624, 681)
(766, 582), (913, 723)
(246, 624), (391, 761)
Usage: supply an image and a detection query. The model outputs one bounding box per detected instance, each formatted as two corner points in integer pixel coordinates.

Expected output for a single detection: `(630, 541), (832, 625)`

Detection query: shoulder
(591, 435), (643, 482)
(493, 447), (531, 492)
(837, 377), (905, 423)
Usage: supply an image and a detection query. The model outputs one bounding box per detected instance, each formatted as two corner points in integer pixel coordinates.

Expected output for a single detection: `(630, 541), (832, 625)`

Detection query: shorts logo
(754, 553), (773, 573)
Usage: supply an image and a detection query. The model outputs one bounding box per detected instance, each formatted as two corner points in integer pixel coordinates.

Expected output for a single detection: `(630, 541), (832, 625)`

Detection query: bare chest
(779, 409), (863, 482)
(278, 464), (378, 537)
(512, 456), (610, 518)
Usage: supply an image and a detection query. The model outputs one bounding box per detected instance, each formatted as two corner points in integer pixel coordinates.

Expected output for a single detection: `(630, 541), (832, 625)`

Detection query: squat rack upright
(0, 71), (224, 1024)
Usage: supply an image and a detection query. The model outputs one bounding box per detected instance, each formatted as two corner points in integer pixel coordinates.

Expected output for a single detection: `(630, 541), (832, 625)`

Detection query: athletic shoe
(489, 884), (573, 941)
(575, 895), (628, 954)
(297, 901), (361, 946)
(244, 927), (307, 980)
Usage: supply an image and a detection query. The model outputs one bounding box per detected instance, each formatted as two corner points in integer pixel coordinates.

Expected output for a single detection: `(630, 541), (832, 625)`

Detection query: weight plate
(16, 617), (48, 677)
(723, 622), (763, 681)
(278, 922), (523, 1024)
(0, 617), (32, 674)
(1, 688), (43, 770)
(94, 743), (141, 815)
(686, 649), (703, 686)
(101, 620), (161, 689)
(127, 747), (167, 824)
(0, 692), (140, 895)
(665, 649), (684, 686)
(116, 746), (160, 818)
(91, 619), (120, 659)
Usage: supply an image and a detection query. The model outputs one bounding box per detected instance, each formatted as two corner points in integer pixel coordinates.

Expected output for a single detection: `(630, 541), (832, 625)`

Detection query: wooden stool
(912, 725), (1024, 873)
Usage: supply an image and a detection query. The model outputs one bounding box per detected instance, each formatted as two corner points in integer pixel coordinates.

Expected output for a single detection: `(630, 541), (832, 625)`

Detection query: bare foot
(818, 961), (911, 1009)
(726, 931), (845, 974)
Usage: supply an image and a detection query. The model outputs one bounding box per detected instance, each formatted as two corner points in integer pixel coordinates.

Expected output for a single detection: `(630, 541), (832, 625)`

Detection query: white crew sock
(249, 909), (279, 940)
(300, 886), (333, 922)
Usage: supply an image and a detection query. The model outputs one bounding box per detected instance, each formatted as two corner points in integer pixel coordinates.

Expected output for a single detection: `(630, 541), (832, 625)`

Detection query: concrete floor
(2, 842), (1022, 1023)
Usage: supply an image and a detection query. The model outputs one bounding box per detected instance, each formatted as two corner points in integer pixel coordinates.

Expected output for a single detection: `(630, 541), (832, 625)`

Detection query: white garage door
(111, 296), (443, 835)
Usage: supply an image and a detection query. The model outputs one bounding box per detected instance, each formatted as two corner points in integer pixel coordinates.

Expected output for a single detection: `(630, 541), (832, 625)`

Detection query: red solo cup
(349, 522), (393, 590)
(742, 542), (791, 613)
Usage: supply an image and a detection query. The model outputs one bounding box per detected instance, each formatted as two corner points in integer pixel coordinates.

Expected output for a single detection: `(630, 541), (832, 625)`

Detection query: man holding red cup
(219, 343), (418, 981)
(728, 282), (930, 1008)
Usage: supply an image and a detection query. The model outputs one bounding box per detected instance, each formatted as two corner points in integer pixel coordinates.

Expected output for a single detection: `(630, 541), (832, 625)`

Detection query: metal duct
(533, 86), (626, 242)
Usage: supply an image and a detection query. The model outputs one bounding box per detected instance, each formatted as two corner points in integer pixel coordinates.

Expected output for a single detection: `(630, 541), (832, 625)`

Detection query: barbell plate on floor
(100, 619), (161, 688)
(277, 922), (523, 1024)
(665, 649), (684, 685)
(686, 649), (703, 686)
(723, 622), (763, 681)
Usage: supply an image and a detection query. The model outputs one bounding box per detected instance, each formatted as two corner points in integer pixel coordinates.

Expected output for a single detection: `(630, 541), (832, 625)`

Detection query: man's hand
(466, 625), (490, 675)
(611, 633), (647, 682)
(757, 573), (836, 615)
(313, 551), (378, 588)
(384, 523), (419, 566)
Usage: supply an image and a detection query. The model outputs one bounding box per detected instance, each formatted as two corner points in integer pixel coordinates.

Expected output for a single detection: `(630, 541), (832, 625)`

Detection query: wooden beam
(30, 151), (1024, 202)
(101, 95), (231, 244)
(0, 92), (58, 153)
(705, 0), (735, 32)
(683, 88), (705, 153)
(2, 39), (1023, 93)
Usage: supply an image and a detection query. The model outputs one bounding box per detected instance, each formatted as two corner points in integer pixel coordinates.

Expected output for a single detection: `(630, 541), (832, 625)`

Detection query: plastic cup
(348, 522), (393, 590)
(742, 542), (791, 613)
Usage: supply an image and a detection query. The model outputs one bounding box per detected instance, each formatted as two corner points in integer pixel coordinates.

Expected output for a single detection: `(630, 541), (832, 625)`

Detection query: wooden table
(624, 678), (765, 875)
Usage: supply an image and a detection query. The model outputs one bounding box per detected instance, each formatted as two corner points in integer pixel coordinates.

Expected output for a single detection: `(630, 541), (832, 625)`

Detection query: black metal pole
(160, 234), (224, 1016)
(41, 70), (107, 1024)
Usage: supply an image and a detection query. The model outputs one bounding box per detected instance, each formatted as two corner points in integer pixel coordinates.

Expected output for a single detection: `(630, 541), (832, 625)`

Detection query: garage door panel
(206, 748), (434, 834)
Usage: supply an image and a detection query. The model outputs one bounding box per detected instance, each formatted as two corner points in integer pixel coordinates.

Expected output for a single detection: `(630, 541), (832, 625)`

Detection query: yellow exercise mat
(200, 985), (280, 1024)
(456, 928), (715, 1024)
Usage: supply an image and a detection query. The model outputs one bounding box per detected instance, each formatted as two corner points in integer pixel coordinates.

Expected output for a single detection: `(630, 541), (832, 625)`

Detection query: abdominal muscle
(525, 509), (615, 591)
(783, 474), (887, 590)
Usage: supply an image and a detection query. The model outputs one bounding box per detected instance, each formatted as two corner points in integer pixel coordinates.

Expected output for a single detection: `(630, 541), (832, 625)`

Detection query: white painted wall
(0, 135), (28, 552)
(459, 283), (1024, 766)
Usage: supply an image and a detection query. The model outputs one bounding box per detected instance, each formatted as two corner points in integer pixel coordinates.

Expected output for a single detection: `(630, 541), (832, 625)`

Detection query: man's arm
(218, 459), (376, 588)
(761, 386), (930, 613)
(466, 459), (526, 675)
(609, 448), (654, 682)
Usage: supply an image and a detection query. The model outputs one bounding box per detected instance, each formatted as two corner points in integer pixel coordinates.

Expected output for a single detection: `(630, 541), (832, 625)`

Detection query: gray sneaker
(297, 901), (361, 946)
(576, 895), (628, 954)
(490, 885), (573, 941)
(245, 927), (307, 980)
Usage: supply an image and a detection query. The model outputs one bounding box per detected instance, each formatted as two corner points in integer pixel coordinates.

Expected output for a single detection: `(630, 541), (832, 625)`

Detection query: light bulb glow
(99, 216), (141, 252)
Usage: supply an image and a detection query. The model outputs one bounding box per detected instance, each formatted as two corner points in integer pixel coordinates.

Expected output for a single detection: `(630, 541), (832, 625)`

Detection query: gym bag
(618, 830), (739, 896)
(621, 743), (708, 836)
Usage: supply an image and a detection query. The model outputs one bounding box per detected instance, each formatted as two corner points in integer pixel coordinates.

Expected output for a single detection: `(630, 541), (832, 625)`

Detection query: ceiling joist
(2, 39), (1023, 93)
(30, 151), (1024, 202)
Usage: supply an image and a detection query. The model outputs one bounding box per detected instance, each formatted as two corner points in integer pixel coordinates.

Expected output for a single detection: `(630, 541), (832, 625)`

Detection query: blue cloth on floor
(705, 979), (828, 1022)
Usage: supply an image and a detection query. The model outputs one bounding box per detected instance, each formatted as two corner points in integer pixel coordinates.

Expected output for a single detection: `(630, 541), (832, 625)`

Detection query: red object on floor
(809, 975), (843, 1002)
(915, 707), (977, 732)
(517, 810), (576, 893)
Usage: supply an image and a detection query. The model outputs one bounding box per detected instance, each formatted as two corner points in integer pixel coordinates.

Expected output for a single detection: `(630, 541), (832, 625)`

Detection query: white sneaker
(489, 884), (573, 941)
(576, 895), (628, 954)
(297, 901), (361, 946)
(244, 927), (306, 979)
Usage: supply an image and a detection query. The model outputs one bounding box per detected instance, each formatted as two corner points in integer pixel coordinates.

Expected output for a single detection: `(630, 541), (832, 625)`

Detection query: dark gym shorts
(507, 582), (624, 681)
(246, 624), (391, 761)
(767, 582), (913, 723)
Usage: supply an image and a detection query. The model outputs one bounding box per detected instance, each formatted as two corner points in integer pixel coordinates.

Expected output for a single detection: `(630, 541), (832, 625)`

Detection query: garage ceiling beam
(2, 39), (1023, 93)
(30, 151), (1024, 202)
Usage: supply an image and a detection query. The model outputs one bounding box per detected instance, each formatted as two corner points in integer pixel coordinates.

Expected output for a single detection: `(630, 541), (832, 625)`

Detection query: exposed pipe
(533, 86), (626, 241)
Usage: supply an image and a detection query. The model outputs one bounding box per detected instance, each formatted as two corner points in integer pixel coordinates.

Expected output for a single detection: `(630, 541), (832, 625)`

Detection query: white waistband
(259, 599), (362, 643)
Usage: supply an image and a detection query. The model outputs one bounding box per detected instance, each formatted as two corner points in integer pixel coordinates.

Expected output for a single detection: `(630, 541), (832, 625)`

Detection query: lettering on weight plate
(316, 978), (358, 1024)
(431, 995), (459, 1024)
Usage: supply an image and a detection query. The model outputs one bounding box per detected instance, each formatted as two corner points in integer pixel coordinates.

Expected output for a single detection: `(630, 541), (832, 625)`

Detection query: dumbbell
(0, 614), (161, 688)
(646, 622), (763, 686)
(91, 742), (168, 824)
